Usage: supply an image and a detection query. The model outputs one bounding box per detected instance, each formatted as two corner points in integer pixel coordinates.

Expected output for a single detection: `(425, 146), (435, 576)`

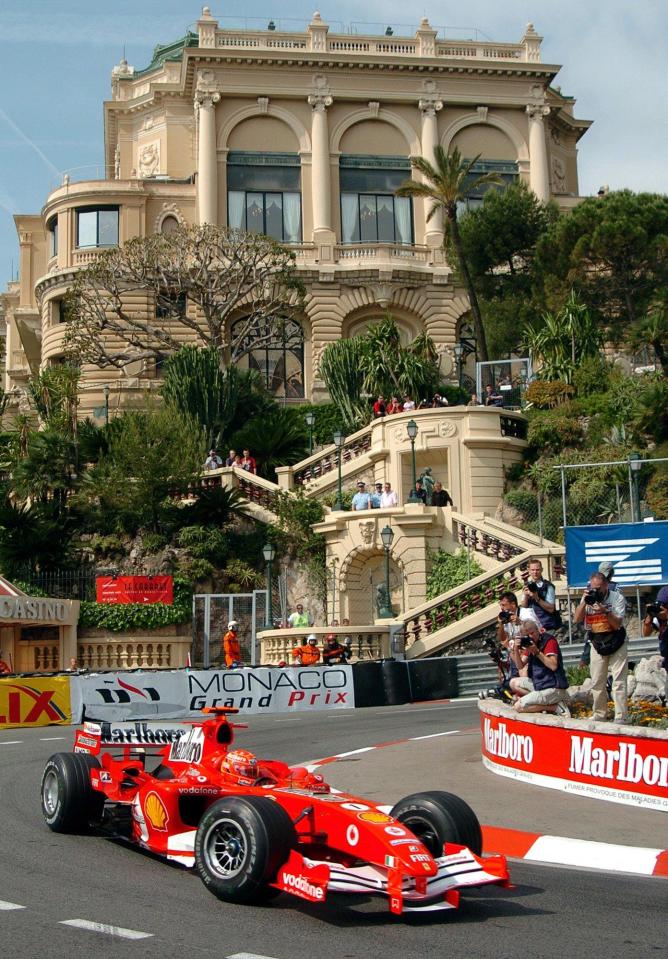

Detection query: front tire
(195, 796), (295, 904)
(41, 753), (104, 833)
(390, 790), (482, 856)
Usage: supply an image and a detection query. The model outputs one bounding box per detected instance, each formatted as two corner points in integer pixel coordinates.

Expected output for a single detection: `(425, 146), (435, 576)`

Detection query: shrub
(527, 409), (584, 454)
(426, 548), (483, 600)
(572, 354), (612, 397)
(645, 466), (668, 519)
(79, 579), (192, 631)
(503, 489), (537, 517)
(525, 379), (575, 409)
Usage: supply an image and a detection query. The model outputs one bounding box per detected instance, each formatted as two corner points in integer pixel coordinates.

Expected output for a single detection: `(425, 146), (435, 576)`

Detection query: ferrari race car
(41, 708), (509, 916)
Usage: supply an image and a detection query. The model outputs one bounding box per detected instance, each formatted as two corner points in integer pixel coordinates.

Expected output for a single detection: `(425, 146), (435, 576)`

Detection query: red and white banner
(480, 708), (668, 812)
(95, 575), (173, 605)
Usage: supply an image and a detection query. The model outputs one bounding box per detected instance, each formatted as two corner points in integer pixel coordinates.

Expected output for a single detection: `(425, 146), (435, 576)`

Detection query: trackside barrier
(479, 699), (668, 812)
(408, 658), (459, 702)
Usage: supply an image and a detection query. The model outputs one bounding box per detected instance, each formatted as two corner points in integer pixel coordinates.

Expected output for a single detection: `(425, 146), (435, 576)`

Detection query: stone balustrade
(284, 426), (373, 489)
(78, 638), (190, 670)
(259, 626), (391, 665)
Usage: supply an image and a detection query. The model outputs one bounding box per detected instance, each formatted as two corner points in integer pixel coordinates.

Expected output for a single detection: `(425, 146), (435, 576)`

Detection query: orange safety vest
(292, 644), (320, 666)
(223, 631), (242, 667)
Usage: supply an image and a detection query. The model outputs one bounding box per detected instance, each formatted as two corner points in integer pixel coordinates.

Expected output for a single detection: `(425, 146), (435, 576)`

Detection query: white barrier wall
(71, 667), (355, 722)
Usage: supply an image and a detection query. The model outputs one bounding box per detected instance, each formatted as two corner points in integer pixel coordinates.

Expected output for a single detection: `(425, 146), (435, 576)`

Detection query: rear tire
(41, 753), (104, 833)
(195, 796), (295, 903)
(390, 790), (482, 856)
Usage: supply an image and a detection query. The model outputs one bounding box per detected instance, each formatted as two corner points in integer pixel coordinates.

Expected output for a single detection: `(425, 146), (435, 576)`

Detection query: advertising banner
(564, 521), (668, 587)
(480, 710), (668, 812)
(0, 675), (73, 728)
(95, 575), (174, 605)
(74, 666), (355, 722)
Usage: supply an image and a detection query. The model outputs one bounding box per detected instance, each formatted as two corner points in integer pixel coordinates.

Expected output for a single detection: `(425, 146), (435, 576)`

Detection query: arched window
(160, 214), (180, 235)
(231, 316), (304, 399)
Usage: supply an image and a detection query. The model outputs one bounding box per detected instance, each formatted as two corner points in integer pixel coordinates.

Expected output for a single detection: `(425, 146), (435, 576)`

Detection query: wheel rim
(43, 769), (60, 817)
(398, 814), (441, 857)
(202, 818), (249, 879)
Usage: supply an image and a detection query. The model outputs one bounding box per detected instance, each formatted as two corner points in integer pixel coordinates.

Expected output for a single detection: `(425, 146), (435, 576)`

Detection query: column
(308, 91), (333, 238)
(527, 104), (550, 202)
(196, 90), (220, 225)
(419, 96), (444, 247)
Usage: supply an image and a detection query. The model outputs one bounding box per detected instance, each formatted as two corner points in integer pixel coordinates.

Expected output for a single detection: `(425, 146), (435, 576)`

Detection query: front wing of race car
(271, 846), (509, 915)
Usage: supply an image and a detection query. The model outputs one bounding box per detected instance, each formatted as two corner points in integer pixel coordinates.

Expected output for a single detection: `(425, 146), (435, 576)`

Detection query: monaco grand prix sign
(480, 709), (668, 812)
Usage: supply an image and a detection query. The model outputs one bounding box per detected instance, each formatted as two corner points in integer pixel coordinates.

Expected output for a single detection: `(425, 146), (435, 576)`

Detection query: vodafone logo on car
(279, 870), (325, 901)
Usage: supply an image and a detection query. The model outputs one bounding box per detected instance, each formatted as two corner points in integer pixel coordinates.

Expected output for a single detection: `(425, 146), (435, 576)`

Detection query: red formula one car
(41, 708), (509, 916)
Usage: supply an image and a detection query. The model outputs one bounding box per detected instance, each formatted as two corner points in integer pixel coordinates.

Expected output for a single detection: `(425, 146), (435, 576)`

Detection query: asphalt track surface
(1, 702), (665, 959)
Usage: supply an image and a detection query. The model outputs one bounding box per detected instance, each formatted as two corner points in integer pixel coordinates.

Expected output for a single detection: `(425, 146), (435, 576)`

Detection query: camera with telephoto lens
(498, 610), (511, 623)
(525, 580), (539, 593)
(646, 603), (660, 617)
(484, 637), (503, 664)
(520, 636), (535, 648)
(584, 587), (602, 604)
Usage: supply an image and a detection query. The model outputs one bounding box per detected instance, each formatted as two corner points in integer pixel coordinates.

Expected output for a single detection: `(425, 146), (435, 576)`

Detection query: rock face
(568, 656), (668, 705)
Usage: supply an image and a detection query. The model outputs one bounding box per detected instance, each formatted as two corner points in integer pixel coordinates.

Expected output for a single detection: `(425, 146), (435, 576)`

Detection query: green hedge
(79, 579), (192, 632)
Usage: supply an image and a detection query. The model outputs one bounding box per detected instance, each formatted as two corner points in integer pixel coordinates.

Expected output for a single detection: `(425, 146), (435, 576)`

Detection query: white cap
(228, 621), (238, 629)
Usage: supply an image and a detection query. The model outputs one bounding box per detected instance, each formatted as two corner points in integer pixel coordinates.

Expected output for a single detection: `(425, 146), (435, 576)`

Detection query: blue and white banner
(564, 521), (668, 588)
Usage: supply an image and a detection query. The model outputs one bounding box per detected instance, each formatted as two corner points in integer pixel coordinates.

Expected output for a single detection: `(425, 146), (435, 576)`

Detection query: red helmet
(221, 749), (258, 781)
(325, 632), (337, 643)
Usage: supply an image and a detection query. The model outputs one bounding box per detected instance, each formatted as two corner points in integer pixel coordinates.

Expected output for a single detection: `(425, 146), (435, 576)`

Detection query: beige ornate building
(2, 8), (591, 416)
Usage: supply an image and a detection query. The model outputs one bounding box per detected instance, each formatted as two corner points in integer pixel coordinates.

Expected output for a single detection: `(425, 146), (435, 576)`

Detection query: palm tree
(396, 146), (502, 362)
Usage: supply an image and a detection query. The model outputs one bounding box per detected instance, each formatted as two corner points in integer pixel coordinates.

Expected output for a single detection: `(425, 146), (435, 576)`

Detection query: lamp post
(262, 542), (276, 628)
(333, 429), (345, 511)
(103, 384), (110, 426)
(629, 451), (642, 522)
(453, 343), (464, 389)
(305, 410), (316, 457)
(406, 419), (419, 503)
(378, 525), (395, 618)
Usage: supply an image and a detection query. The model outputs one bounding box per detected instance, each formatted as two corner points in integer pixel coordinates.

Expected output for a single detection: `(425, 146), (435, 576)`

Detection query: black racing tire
(194, 796), (296, 904)
(41, 753), (104, 833)
(390, 790), (482, 857)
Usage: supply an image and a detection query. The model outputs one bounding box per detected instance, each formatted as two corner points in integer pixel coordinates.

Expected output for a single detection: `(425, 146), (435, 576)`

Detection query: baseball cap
(357, 481), (365, 487)
(598, 561), (615, 578)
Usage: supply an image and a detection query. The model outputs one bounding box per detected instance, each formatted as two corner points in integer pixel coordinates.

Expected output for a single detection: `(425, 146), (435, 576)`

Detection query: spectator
(380, 481), (398, 507)
(241, 449), (256, 473)
(322, 633), (351, 665)
(573, 571), (628, 723)
(496, 590), (537, 649)
(418, 467), (435, 504)
(204, 449), (223, 471)
(431, 481), (453, 507)
(287, 603), (311, 628)
(511, 620), (570, 716)
(67, 657), (79, 672)
(371, 482), (383, 508)
(292, 634), (321, 666)
(387, 396), (402, 414)
(225, 449), (237, 466)
(467, 393), (479, 407)
(519, 559), (562, 633)
(372, 395), (386, 418)
(580, 562), (619, 666)
(484, 384), (504, 407)
(223, 621), (243, 668)
(233, 453), (243, 467)
(0, 650), (12, 674)
(431, 393), (448, 407)
(413, 480), (427, 504)
(402, 395), (416, 411)
(642, 585), (668, 670)
(352, 480), (373, 511)
(342, 618), (350, 626)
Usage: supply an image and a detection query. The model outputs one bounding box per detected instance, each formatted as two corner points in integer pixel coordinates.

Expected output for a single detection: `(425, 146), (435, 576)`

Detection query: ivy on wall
(79, 579), (192, 632)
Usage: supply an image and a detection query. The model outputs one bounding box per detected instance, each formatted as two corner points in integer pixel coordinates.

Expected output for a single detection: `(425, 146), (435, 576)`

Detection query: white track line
(59, 919), (153, 939)
(0, 900), (26, 910)
(227, 953), (280, 959)
(40, 736), (66, 741)
(0, 741), (22, 745)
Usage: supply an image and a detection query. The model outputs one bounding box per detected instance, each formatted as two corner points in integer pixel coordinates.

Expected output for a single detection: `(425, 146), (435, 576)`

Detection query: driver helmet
(227, 621), (238, 631)
(325, 632), (337, 643)
(221, 749), (258, 781)
(307, 633), (318, 645)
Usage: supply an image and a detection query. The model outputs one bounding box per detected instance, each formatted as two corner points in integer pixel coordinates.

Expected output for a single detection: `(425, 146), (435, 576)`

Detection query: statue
(418, 466), (435, 505)
(376, 582), (393, 618)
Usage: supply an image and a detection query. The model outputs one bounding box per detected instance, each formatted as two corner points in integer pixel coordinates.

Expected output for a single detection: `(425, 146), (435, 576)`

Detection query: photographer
(574, 571), (627, 723)
(519, 559), (562, 632)
(642, 585), (668, 670)
(479, 592), (533, 701)
(511, 620), (570, 716)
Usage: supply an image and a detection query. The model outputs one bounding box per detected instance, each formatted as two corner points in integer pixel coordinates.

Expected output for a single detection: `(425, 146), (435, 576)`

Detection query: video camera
(646, 603), (661, 617)
(484, 638), (503, 665)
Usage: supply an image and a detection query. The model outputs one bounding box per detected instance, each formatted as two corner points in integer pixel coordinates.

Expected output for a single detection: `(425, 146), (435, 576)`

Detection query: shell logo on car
(144, 791), (169, 831)
(357, 810), (392, 824)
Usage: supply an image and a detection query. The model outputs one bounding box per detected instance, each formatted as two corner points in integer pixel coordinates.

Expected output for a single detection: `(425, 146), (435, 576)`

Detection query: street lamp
(453, 342), (464, 389)
(378, 525), (395, 618)
(629, 451), (642, 522)
(333, 429), (345, 511)
(103, 384), (110, 426)
(406, 419), (419, 503)
(305, 410), (316, 457)
(262, 542), (276, 627)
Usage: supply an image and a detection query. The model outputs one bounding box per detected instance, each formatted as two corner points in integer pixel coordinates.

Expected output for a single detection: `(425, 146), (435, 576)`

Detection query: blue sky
(1, 0), (666, 281)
